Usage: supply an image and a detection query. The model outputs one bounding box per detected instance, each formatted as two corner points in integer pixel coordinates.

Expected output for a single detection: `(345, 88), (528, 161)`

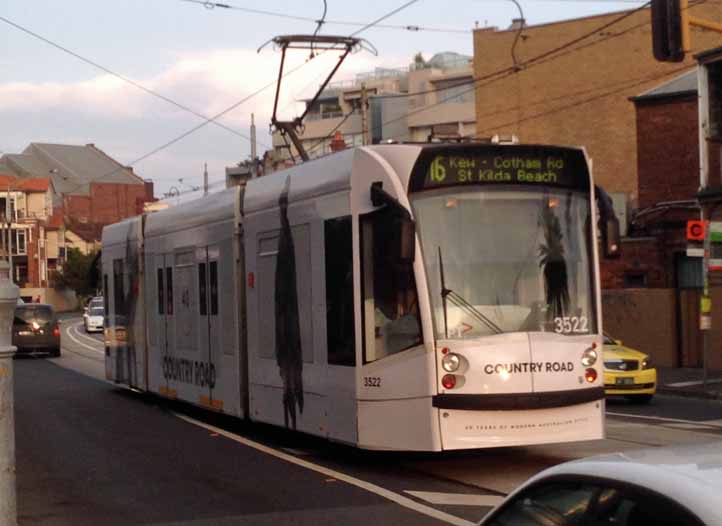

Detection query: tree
(413, 52), (428, 69)
(52, 248), (99, 297)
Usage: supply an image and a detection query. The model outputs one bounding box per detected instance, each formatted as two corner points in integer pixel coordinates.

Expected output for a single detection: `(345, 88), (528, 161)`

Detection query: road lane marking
(71, 324), (105, 351)
(68, 322), (105, 347)
(64, 323), (104, 354)
(607, 411), (722, 428)
(666, 378), (722, 387)
(404, 491), (504, 507)
(173, 413), (474, 526)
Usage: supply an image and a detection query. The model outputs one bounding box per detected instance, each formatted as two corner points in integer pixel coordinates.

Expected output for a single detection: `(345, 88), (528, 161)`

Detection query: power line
(55, 0), (424, 194)
(306, 109), (358, 156)
(470, 65), (692, 136)
(0, 14), (269, 149)
(377, 2), (654, 132)
(178, 0), (469, 34)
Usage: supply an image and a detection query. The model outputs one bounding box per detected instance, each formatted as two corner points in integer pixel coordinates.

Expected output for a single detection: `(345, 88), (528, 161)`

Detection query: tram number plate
(363, 376), (381, 388)
(553, 316), (588, 334)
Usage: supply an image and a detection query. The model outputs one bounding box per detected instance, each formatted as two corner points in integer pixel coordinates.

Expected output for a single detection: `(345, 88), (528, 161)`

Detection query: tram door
(154, 253), (178, 398)
(168, 250), (200, 403)
(196, 246), (220, 410)
(248, 220), (329, 437)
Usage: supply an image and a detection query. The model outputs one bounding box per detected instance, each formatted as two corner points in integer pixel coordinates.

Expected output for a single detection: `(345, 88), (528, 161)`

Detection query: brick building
(0, 142), (156, 307)
(601, 68), (721, 369)
(472, 4), (722, 201)
(0, 142), (155, 249)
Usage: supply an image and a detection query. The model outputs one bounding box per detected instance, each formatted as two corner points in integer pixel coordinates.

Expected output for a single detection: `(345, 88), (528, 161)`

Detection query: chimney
(144, 179), (155, 201)
(508, 18), (525, 30)
(330, 131), (347, 152)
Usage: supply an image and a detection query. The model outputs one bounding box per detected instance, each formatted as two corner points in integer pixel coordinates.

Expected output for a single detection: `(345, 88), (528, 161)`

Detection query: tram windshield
(412, 187), (596, 339)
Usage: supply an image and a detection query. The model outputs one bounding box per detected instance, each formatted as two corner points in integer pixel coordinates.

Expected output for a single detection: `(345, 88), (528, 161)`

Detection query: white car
(479, 441), (722, 526)
(84, 305), (105, 333)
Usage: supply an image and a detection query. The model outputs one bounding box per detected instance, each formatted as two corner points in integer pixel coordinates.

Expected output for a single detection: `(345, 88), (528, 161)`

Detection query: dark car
(12, 304), (61, 357)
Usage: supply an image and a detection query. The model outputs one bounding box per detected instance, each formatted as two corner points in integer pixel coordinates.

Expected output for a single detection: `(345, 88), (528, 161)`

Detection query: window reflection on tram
(413, 188), (596, 339)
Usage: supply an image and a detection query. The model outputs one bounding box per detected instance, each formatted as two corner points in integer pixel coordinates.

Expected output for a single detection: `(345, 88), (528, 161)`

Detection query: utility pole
(361, 83), (370, 146)
(250, 113), (258, 178)
(0, 258), (19, 526)
(203, 163), (208, 197)
(6, 184), (12, 280)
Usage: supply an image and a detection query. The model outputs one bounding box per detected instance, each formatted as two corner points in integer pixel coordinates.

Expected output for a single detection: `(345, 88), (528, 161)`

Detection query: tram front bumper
(434, 391), (605, 450)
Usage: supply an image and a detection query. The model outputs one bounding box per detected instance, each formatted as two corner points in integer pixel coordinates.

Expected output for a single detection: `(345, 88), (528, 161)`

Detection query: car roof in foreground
(523, 441), (722, 523)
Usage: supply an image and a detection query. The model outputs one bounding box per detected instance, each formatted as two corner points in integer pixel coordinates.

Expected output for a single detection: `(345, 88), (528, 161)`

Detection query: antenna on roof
(258, 34), (377, 162)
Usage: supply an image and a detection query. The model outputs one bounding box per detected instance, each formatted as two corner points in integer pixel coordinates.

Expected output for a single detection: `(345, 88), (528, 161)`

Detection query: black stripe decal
(432, 386), (605, 411)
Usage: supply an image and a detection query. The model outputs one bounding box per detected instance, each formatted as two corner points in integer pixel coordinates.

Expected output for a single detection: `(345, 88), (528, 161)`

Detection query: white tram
(102, 143), (619, 451)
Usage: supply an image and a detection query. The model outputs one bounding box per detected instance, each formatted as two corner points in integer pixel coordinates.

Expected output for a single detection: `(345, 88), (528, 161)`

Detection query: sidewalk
(657, 367), (722, 400)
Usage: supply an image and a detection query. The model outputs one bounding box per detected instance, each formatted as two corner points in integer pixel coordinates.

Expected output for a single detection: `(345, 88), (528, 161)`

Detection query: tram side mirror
(595, 185), (621, 259)
(601, 217), (621, 259)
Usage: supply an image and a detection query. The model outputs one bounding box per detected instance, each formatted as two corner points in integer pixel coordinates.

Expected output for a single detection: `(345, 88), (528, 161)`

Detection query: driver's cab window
(361, 208), (422, 362)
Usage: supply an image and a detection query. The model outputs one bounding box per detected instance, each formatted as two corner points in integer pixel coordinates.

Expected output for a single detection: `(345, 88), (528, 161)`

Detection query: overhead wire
(469, 64), (693, 136)
(51, 0), (425, 194)
(0, 14), (269, 149)
(178, 0), (469, 34)
(305, 108), (358, 155)
(292, 0), (657, 157)
(376, 1), (655, 134)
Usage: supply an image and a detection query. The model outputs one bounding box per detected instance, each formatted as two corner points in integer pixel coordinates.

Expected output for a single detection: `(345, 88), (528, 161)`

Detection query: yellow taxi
(603, 334), (657, 403)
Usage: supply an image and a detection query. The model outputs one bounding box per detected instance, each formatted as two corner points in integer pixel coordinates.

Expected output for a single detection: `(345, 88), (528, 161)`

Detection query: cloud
(0, 45), (409, 198)
(0, 46), (407, 129)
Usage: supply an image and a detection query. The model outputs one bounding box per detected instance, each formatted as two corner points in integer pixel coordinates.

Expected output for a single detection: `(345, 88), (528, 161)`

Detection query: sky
(0, 0), (646, 202)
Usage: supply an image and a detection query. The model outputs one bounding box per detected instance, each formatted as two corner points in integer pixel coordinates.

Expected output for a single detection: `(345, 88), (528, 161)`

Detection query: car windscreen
(90, 307), (104, 316)
(14, 306), (53, 324)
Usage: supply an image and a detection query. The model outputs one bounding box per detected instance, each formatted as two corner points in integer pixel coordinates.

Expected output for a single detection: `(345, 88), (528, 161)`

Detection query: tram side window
(361, 209), (422, 363)
(209, 261), (218, 316)
(166, 267), (173, 315)
(113, 259), (125, 317)
(157, 268), (164, 315)
(325, 217), (355, 367)
(198, 262), (207, 315)
(103, 274), (109, 314)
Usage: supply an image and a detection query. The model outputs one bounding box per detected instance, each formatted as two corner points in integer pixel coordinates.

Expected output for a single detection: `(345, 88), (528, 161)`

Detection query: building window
(15, 230), (26, 255)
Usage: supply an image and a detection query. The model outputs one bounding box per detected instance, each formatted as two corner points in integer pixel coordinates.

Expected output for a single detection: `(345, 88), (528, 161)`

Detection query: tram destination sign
(410, 145), (590, 193)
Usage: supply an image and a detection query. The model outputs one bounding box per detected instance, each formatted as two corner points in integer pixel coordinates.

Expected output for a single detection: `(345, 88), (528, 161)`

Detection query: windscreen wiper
(437, 246), (503, 336)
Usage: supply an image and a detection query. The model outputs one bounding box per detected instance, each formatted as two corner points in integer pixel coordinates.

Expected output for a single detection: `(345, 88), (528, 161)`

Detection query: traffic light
(651, 0), (685, 62)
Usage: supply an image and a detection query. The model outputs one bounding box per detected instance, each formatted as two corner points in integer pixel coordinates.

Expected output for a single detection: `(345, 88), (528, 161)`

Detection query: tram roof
(243, 148), (355, 215)
(144, 186), (238, 239)
(101, 214), (143, 247)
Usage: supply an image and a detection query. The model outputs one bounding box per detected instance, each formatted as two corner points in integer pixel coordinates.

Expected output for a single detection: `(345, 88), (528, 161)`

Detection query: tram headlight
(442, 353), (461, 373)
(581, 348), (598, 367)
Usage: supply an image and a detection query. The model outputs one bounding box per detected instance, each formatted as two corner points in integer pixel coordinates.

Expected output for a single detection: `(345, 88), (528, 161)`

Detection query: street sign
(687, 220), (706, 240)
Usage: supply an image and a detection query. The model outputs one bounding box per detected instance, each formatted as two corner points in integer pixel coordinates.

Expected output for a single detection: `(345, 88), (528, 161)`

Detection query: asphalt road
(12, 317), (722, 525)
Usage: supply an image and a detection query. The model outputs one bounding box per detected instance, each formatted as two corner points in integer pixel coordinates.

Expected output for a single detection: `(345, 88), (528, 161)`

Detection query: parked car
(84, 304), (105, 333)
(603, 333), (656, 403)
(479, 442), (722, 525)
(12, 303), (61, 357)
